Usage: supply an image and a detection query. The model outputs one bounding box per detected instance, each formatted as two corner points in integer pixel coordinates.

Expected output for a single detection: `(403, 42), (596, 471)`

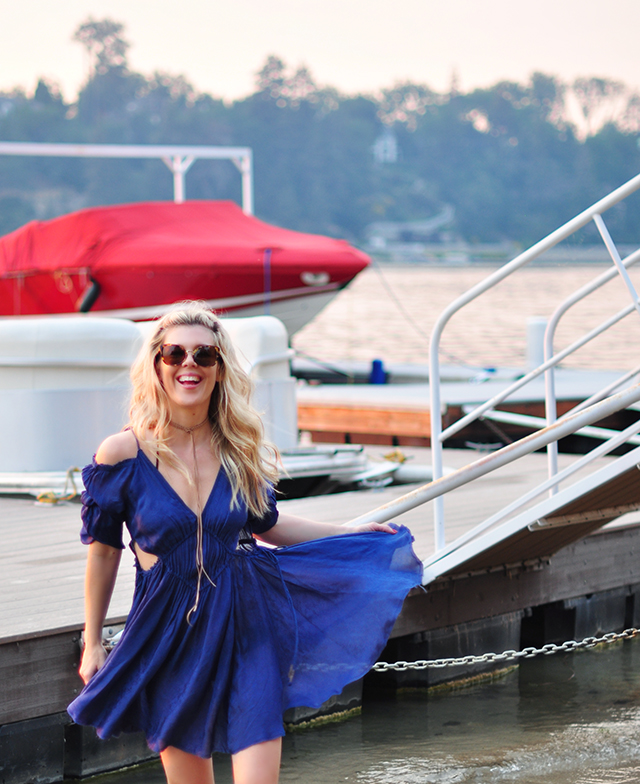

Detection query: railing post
(544, 319), (559, 491)
(429, 326), (446, 551)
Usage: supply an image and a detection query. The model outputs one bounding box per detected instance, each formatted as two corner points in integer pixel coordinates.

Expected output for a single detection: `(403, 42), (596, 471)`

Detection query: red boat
(0, 201), (369, 334)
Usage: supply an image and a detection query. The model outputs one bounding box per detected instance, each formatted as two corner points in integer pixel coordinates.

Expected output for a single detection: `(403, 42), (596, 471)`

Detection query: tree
(572, 77), (626, 137)
(73, 18), (130, 76)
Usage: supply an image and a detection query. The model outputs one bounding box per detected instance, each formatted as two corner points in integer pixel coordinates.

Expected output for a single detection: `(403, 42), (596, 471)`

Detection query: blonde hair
(129, 302), (279, 517)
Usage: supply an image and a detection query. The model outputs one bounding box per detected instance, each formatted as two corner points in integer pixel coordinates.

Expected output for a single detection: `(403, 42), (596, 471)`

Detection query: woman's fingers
(351, 522), (397, 534)
(79, 644), (107, 684)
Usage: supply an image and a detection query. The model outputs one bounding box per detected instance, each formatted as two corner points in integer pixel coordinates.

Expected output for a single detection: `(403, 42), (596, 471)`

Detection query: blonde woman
(68, 303), (422, 784)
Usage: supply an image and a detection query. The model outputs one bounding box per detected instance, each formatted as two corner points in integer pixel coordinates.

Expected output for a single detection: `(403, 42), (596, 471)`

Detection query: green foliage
(0, 19), (639, 244)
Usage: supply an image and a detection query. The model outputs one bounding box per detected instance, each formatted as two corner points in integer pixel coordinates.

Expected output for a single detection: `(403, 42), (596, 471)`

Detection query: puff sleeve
(246, 484), (279, 534)
(79, 460), (132, 550)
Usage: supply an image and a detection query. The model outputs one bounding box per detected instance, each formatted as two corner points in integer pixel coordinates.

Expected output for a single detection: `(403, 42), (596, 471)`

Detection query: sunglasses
(157, 344), (221, 367)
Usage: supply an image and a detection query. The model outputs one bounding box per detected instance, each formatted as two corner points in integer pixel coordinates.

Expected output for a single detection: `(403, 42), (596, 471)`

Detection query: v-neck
(137, 446), (222, 517)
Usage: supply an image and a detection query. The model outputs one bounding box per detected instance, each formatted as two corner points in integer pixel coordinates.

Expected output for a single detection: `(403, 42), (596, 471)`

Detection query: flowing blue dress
(67, 448), (423, 757)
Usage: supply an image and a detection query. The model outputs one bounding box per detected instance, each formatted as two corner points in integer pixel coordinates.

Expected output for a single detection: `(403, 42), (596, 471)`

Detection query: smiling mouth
(177, 375), (202, 386)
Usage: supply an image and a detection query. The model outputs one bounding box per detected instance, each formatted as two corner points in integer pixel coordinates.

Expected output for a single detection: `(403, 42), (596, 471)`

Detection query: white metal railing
(427, 171), (640, 550)
(348, 382), (640, 528)
(544, 226), (640, 486)
(0, 142), (254, 212)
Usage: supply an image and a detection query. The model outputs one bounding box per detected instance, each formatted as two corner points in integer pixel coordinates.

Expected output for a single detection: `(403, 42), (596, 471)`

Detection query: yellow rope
(36, 466), (81, 504)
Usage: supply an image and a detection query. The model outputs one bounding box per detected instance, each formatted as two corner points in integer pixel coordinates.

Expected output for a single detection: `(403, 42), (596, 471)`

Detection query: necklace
(170, 417), (209, 434)
(170, 416), (216, 624)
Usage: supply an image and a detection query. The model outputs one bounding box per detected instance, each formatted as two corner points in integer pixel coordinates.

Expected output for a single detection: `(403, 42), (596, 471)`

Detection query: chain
(372, 627), (640, 672)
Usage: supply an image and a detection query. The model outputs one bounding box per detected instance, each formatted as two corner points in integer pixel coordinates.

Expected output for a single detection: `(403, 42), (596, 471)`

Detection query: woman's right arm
(79, 541), (122, 684)
(78, 429), (136, 683)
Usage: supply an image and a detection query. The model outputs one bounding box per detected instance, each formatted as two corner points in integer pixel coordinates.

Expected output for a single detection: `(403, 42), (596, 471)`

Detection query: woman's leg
(231, 737), (282, 784)
(160, 745), (215, 784)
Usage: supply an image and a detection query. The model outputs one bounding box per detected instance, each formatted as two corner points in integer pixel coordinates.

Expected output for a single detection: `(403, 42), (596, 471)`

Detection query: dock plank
(298, 402), (431, 438)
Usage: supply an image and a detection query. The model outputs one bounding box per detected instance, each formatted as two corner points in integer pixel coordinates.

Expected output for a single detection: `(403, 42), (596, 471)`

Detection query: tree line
(0, 18), (639, 246)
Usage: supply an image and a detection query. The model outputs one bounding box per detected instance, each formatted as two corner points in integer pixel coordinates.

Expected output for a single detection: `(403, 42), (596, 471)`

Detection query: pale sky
(2, 0), (640, 102)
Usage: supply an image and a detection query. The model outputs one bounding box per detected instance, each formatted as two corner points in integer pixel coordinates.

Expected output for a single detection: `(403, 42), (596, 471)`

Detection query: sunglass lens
(193, 346), (219, 366)
(161, 345), (187, 365)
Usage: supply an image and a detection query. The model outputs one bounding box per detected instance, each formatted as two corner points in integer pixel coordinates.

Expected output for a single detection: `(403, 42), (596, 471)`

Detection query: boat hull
(0, 200), (369, 334)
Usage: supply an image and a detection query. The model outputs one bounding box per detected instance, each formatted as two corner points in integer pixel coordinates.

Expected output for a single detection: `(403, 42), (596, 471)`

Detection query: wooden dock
(296, 368), (626, 446)
(3, 445), (640, 781)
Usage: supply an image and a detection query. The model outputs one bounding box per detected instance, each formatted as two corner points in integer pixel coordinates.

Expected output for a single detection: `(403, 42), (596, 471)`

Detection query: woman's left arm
(256, 512), (396, 547)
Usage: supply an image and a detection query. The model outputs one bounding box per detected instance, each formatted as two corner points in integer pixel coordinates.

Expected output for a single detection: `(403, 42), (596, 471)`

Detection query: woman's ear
(154, 354), (164, 388)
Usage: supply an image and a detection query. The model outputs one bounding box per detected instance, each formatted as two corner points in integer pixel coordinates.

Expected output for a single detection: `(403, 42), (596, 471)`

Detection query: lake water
(97, 637), (640, 784)
(292, 264), (640, 372)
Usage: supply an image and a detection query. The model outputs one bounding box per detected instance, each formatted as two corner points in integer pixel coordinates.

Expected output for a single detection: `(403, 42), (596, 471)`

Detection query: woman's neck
(168, 403), (210, 431)
(166, 407), (212, 448)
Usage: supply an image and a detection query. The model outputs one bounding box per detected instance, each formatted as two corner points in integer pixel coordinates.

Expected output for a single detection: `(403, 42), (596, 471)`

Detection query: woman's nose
(182, 350), (198, 366)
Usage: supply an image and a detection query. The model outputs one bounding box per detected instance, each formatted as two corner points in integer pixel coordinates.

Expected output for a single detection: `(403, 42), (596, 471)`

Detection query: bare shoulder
(95, 430), (138, 466)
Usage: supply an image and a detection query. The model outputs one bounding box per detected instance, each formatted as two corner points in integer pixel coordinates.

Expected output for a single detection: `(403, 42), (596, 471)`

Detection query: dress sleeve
(79, 459), (132, 550)
(246, 484), (279, 534)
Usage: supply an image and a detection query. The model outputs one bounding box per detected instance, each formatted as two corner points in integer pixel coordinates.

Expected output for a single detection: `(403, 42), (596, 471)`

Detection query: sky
(2, 0), (640, 102)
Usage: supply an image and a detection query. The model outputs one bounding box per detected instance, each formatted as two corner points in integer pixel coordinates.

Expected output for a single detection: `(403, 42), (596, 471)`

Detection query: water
(293, 265), (640, 371)
(95, 638), (640, 784)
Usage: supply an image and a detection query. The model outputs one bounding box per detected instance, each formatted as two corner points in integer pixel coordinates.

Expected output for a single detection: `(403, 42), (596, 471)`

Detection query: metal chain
(372, 627), (640, 672)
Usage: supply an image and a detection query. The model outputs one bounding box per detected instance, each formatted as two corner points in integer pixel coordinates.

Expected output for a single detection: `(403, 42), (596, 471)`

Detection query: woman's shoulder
(95, 430), (139, 466)
(82, 431), (139, 512)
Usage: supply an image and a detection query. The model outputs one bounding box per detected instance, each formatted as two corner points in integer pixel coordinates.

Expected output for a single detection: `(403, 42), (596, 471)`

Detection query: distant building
(372, 128), (399, 164)
(0, 98), (15, 116)
(366, 205), (456, 248)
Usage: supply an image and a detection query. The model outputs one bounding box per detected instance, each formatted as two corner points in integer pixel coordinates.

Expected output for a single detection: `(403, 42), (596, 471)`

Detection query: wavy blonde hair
(129, 302), (279, 517)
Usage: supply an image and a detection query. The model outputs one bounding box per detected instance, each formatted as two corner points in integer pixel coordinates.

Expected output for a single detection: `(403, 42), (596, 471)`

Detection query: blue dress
(67, 448), (423, 757)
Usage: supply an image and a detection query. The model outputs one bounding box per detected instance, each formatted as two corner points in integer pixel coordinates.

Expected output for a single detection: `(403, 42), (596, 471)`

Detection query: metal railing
(348, 381), (640, 528)
(0, 142), (254, 212)
(428, 172), (640, 550)
(347, 172), (640, 561)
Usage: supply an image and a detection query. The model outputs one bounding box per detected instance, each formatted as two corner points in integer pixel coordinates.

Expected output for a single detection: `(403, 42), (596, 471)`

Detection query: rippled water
(292, 265), (640, 371)
(96, 638), (640, 784)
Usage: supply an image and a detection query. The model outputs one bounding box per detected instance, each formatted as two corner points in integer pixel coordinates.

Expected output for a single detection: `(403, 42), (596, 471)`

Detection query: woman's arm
(78, 541), (122, 684)
(256, 513), (396, 547)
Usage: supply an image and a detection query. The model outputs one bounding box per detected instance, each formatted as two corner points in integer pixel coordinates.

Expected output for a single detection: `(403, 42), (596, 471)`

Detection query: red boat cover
(0, 201), (369, 275)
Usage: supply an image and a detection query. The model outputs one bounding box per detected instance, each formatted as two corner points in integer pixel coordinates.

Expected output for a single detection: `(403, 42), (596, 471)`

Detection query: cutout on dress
(134, 542), (159, 571)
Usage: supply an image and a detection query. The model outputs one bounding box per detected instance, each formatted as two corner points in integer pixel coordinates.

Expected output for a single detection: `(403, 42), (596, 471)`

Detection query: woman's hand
(347, 522), (397, 534)
(79, 641), (107, 685)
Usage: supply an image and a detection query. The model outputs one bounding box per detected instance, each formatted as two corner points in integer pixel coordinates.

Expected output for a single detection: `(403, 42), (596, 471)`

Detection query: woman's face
(155, 324), (219, 412)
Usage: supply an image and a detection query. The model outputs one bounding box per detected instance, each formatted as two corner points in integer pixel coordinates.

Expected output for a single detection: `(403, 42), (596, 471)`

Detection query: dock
(3, 445), (640, 781)
(296, 367), (627, 446)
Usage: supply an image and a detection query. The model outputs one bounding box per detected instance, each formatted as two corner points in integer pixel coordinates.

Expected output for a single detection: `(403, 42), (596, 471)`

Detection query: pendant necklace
(170, 417), (216, 624)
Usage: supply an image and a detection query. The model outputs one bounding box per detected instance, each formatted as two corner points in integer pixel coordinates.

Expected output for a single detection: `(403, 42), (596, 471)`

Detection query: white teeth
(178, 375), (200, 383)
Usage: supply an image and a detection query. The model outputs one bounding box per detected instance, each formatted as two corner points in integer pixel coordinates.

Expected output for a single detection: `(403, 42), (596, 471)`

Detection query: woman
(68, 303), (422, 784)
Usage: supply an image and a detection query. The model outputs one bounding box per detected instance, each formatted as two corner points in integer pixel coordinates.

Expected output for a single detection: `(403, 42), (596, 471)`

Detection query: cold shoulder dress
(67, 448), (423, 757)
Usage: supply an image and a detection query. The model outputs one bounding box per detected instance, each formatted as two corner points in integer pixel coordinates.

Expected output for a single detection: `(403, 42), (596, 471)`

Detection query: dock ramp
(422, 444), (640, 583)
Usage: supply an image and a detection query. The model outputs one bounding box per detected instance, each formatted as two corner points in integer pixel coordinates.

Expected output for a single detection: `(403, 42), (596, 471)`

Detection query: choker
(170, 417), (209, 434)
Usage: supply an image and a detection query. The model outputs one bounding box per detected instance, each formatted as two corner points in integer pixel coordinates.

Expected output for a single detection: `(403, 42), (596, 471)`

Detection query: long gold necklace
(170, 418), (216, 624)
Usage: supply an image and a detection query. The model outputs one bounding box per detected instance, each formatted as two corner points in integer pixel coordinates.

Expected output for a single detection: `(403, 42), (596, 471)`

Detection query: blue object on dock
(369, 358), (387, 384)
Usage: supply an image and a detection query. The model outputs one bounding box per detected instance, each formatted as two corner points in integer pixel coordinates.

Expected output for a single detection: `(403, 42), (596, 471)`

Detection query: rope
(36, 466), (81, 504)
